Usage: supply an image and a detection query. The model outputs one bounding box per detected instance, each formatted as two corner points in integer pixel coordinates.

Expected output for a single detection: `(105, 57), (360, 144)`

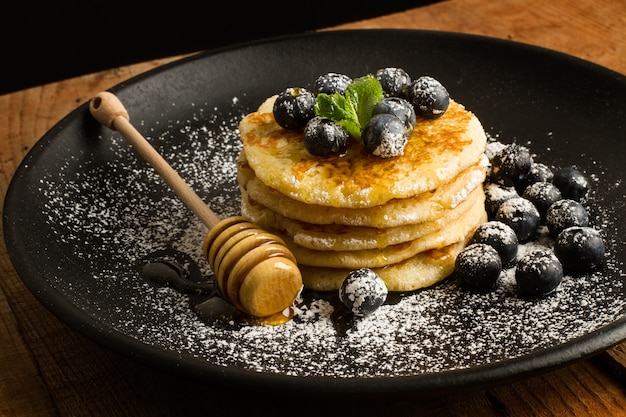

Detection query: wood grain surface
(1, 0), (624, 415)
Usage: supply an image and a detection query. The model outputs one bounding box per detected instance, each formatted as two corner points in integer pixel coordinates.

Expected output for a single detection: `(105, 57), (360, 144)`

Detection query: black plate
(4, 30), (626, 397)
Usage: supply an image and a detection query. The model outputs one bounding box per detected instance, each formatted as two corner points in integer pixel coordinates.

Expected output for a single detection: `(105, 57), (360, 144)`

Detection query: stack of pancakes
(236, 96), (488, 292)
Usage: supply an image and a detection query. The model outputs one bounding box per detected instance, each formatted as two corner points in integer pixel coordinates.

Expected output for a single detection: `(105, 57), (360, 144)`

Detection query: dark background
(1, 2), (441, 96)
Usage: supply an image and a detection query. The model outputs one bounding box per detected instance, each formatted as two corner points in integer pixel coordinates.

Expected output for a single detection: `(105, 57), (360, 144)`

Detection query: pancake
(278, 195), (487, 269)
(235, 90), (489, 293)
(239, 97), (487, 208)
(238, 151), (488, 228)
(242, 184), (484, 251)
(299, 237), (473, 292)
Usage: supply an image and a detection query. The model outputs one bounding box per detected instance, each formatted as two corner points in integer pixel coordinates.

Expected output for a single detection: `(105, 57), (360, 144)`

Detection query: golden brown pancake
(238, 151), (488, 228)
(239, 98), (487, 208)
(236, 92), (489, 292)
(299, 237), (475, 292)
(241, 184), (484, 251)
(280, 195), (486, 269)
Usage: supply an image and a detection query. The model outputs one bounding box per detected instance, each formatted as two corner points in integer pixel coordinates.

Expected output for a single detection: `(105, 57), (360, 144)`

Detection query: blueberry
(522, 182), (562, 220)
(485, 140), (507, 163)
(523, 162), (554, 187)
(554, 226), (605, 272)
(471, 221), (519, 266)
(362, 113), (409, 158)
(372, 97), (417, 134)
(484, 183), (519, 219)
(454, 243), (502, 292)
(303, 116), (350, 156)
(515, 249), (563, 298)
(313, 72), (352, 95)
(273, 87), (316, 130)
(495, 197), (540, 242)
(407, 76), (450, 119)
(375, 67), (412, 98)
(490, 143), (533, 188)
(339, 268), (388, 316)
(553, 166), (589, 201)
(545, 199), (589, 237)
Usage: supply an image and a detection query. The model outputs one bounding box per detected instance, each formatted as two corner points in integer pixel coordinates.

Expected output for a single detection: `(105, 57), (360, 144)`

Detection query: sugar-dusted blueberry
(471, 221), (519, 266)
(484, 182), (519, 219)
(362, 113), (409, 158)
(407, 76), (450, 119)
(553, 166), (589, 202)
(495, 197), (540, 242)
(454, 243), (502, 292)
(515, 249), (563, 298)
(339, 268), (388, 316)
(313, 72), (353, 95)
(304, 116), (350, 156)
(485, 140), (507, 163)
(490, 143), (533, 188)
(554, 226), (605, 272)
(523, 162), (554, 187)
(545, 199), (589, 237)
(375, 67), (412, 98)
(522, 181), (562, 220)
(273, 87), (316, 130)
(372, 97), (417, 134)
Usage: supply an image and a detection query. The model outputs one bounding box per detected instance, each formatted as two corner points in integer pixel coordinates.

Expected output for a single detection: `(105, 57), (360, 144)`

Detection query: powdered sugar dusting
(35, 102), (626, 380)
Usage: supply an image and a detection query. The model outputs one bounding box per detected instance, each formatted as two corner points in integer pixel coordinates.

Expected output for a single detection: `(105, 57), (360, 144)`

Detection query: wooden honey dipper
(89, 91), (302, 322)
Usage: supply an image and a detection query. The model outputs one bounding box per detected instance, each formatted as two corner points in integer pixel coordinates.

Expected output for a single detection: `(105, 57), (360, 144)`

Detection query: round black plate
(4, 30), (626, 397)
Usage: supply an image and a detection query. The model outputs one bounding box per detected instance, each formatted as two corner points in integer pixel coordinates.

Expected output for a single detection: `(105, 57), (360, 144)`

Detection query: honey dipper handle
(89, 91), (222, 230)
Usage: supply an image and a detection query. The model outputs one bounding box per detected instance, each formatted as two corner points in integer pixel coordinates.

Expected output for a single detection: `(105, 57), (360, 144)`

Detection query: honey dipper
(89, 91), (302, 322)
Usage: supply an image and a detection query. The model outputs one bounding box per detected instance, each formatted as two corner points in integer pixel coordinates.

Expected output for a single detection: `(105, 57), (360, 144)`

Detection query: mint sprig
(313, 74), (384, 139)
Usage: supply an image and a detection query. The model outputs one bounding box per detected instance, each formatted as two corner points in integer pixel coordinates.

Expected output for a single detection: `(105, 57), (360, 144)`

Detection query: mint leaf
(346, 74), (384, 129)
(314, 93), (361, 138)
(314, 74), (383, 139)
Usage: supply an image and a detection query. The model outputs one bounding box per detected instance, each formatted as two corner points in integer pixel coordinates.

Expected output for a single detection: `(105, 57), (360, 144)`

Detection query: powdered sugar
(35, 101), (626, 381)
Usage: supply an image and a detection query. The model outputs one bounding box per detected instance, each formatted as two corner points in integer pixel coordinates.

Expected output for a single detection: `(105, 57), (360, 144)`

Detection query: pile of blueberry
(454, 142), (606, 298)
(272, 68), (450, 158)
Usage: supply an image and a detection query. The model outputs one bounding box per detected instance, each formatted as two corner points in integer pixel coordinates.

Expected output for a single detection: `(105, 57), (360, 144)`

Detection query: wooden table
(1, 0), (624, 415)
